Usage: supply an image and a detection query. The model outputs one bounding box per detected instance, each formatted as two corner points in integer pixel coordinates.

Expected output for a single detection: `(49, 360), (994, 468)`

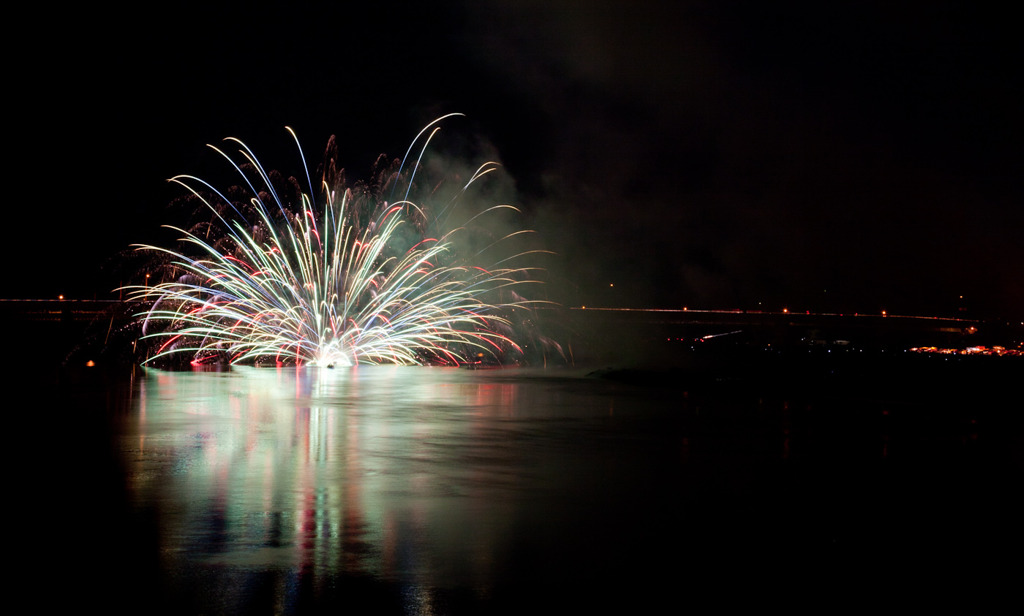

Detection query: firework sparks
(126, 116), (552, 368)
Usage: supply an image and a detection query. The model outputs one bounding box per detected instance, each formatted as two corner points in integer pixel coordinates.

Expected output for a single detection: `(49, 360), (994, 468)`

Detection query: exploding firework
(126, 115), (555, 368)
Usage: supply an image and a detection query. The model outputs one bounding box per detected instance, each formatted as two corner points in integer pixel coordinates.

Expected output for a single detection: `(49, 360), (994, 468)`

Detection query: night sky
(13, 1), (1022, 319)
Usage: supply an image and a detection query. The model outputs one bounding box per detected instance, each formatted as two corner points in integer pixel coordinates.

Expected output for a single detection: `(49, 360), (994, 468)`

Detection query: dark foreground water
(31, 354), (1024, 613)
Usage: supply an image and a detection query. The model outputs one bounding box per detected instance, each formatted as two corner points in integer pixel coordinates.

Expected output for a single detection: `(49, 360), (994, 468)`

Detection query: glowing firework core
(127, 116), (547, 368)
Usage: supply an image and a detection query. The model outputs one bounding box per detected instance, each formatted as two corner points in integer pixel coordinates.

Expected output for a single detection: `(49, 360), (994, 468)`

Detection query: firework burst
(126, 115), (554, 368)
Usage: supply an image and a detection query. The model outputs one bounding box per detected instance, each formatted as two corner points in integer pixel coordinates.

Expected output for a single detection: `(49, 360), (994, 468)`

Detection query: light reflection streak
(125, 366), (548, 603)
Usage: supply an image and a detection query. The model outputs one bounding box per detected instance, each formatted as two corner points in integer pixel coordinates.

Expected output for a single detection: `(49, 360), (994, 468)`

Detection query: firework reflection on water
(123, 365), (680, 611)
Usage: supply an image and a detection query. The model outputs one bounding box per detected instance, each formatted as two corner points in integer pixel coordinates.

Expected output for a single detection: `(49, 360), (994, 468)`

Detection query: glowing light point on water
(125, 116), (551, 368)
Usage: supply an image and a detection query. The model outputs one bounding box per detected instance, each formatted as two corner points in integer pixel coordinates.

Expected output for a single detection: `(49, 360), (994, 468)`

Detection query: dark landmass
(6, 298), (1020, 395)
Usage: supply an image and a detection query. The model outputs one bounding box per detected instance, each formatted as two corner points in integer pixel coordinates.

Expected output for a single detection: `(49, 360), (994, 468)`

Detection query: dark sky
(12, 1), (1022, 318)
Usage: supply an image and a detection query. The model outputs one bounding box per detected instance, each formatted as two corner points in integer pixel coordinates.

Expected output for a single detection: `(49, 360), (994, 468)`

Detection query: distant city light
(910, 345), (1022, 357)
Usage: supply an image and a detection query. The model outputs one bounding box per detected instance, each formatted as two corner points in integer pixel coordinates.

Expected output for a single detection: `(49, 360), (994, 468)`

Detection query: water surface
(54, 362), (1022, 613)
